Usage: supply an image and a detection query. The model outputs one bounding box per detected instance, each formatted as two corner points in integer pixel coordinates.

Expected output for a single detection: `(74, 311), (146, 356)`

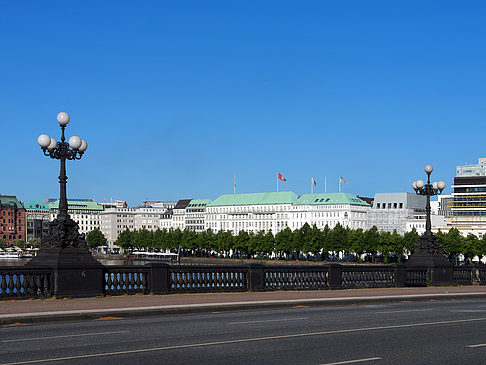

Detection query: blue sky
(1, 1), (485, 204)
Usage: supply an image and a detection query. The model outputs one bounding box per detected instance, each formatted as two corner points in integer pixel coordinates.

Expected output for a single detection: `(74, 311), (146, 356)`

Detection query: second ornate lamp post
(410, 164), (446, 256)
(407, 164), (452, 284)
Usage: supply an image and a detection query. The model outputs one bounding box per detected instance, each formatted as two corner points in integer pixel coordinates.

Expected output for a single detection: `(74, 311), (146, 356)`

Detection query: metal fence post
(145, 262), (170, 294)
(248, 263), (265, 291)
(327, 263), (342, 290)
(394, 264), (407, 287)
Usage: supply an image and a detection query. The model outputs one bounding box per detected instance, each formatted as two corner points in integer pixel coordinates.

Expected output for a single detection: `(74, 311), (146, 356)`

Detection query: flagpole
(325, 177), (327, 193)
(339, 177), (341, 193)
(311, 177), (313, 194)
(277, 173), (278, 192)
(234, 175), (236, 194)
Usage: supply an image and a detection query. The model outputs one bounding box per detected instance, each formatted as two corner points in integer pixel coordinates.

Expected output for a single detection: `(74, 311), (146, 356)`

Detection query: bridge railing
(103, 266), (150, 296)
(264, 265), (329, 290)
(169, 265), (248, 293)
(2, 262), (486, 299)
(0, 267), (53, 299)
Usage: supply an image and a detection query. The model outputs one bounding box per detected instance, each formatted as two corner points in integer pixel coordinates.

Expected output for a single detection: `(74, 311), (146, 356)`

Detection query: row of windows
(2, 234), (23, 240)
(375, 203), (404, 209)
(454, 187), (486, 193)
(1, 211), (22, 217)
(2, 226), (22, 231)
(1, 219), (22, 224)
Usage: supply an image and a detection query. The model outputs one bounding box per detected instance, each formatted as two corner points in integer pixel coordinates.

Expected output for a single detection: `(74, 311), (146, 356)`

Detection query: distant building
(172, 199), (192, 230)
(23, 200), (50, 242)
(185, 199), (211, 232)
(448, 158), (486, 238)
(0, 195), (26, 245)
(437, 194), (453, 217)
(366, 193), (427, 235)
(101, 201), (175, 249)
(205, 192), (369, 235)
(142, 201), (176, 210)
(101, 205), (136, 248)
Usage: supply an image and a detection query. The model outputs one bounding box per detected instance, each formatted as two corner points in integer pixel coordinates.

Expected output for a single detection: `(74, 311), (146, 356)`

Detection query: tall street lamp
(36, 112), (87, 249)
(407, 164), (452, 283)
(411, 164), (446, 256)
(28, 112), (101, 274)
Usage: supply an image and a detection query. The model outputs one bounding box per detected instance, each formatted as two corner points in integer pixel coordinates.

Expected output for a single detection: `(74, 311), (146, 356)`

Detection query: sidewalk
(2, 286), (486, 325)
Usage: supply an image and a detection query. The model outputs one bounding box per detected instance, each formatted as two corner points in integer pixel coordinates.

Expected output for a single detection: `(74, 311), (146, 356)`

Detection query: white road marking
(450, 310), (486, 313)
(3, 317), (486, 365)
(376, 309), (433, 314)
(468, 343), (486, 348)
(321, 357), (382, 365)
(229, 317), (309, 325)
(0, 330), (130, 343)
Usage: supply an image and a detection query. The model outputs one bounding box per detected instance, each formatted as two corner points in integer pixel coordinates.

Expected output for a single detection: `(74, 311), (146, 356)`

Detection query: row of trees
(112, 224), (486, 264)
(0, 238), (40, 249)
(2, 225), (485, 265)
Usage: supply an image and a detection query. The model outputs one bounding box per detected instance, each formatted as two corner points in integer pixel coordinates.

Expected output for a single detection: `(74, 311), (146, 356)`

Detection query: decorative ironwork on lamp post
(36, 112), (88, 249)
(411, 164), (446, 256)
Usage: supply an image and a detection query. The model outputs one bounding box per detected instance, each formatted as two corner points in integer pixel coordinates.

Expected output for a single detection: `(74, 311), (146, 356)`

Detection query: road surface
(2, 299), (486, 364)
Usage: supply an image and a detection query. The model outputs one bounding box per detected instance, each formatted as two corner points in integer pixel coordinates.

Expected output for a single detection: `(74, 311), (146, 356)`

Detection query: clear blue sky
(1, 1), (485, 204)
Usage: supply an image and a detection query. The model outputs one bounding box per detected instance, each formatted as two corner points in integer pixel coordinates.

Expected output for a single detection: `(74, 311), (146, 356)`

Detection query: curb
(2, 292), (486, 326)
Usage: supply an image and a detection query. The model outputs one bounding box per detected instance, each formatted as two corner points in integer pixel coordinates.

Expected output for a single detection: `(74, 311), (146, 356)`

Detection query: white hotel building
(205, 192), (369, 235)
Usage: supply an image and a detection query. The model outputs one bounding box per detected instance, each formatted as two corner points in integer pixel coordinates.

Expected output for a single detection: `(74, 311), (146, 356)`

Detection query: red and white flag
(278, 172), (286, 181)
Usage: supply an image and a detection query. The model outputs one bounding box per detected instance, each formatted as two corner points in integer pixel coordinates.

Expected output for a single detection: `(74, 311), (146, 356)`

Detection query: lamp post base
(406, 233), (453, 286)
(26, 248), (104, 298)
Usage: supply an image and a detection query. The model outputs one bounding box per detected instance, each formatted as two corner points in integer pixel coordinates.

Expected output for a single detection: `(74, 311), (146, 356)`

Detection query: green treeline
(114, 224), (486, 264)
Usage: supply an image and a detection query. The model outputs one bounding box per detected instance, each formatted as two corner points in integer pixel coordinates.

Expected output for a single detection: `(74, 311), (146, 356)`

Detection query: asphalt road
(3, 299), (486, 364)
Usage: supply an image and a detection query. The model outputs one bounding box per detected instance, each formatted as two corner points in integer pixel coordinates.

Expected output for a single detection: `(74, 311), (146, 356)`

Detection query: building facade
(366, 193), (427, 235)
(205, 192), (369, 235)
(448, 158), (486, 238)
(101, 201), (175, 249)
(24, 200), (50, 242)
(171, 199), (192, 231)
(185, 199), (211, 232)
(0, 195), (26, 245)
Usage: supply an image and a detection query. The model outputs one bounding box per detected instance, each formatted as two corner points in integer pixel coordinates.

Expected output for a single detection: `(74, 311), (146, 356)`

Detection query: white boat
(0, 250), (24, 259)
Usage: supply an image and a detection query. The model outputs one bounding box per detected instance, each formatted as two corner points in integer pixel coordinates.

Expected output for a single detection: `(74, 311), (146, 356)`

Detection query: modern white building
(100, 205), (136, 248)
(205, 191), (370, 235)
(367, 193), (427, 235)
(100, 201), (175, 249)
(185, 199), (211, 233)
(447, 158), (486, 238)
(171, 199), (192, 230)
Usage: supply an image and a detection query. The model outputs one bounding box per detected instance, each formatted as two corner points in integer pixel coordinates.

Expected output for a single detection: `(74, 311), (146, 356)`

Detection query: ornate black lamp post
(407, 164), (452, 283)
(27, 112), (102, 283)
(410, 164), (446, 256)
(35, 112), (87, 249)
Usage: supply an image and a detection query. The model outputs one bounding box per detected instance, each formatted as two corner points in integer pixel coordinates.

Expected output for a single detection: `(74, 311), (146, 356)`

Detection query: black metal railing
(0, 267), (53, 299)
(2, 262), (486, 300)
(103, 266), (150, 296)
(265, 266), (328, 290)
(169, 265), (247, 293)
(406, 268), (429, 286)
(341, 266), (395, 288)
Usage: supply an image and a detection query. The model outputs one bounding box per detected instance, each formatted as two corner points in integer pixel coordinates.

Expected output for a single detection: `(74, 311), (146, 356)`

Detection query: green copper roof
(0, 196), (24, 209)
(208, 191), (298, 207)
(295, 193), (369, 206)
(24, 200), (49, 210)
(186, 199), (212, 210)
(48, 200), (104, 211)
